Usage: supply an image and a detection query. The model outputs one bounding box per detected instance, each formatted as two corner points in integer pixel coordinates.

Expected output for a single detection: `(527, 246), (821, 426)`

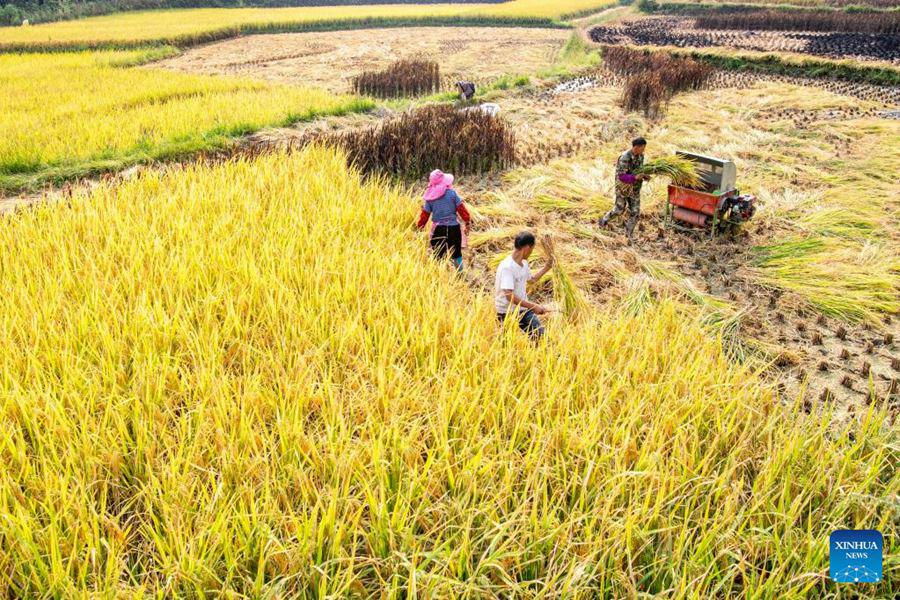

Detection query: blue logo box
(830, 530), (882, 583)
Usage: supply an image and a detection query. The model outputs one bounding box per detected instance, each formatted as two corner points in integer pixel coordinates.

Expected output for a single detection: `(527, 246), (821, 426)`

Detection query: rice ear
(540, 235), (557, 262)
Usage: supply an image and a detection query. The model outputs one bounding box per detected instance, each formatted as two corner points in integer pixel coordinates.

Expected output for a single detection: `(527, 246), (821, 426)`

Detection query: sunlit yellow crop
(0, 0), (615, 50)
(0, 50), (370, 191)
(0, 146), (895, 596)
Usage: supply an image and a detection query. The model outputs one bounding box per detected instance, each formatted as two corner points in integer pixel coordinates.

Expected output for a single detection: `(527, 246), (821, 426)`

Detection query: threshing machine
(665, 151), (756, 236)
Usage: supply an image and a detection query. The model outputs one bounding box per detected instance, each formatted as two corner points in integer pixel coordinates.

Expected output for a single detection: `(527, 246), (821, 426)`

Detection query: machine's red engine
(665, 151), (755, 235)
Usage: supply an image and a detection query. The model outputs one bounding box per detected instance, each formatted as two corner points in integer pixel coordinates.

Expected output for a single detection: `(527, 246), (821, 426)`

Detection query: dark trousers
(497, 310), (544, 339)
(430, 225), (463, 260)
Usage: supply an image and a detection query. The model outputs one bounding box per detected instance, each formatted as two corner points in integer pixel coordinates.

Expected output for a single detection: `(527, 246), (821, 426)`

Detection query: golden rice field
(0, 146), (896, 597)
(0, 49), (370, 191)
(0, 0), (615, 51)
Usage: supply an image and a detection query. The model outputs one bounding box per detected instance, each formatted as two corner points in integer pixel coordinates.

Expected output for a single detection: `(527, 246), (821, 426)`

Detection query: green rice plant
(752, 236), (899, 321)
(532, 195), (579, 212)
(543, 31), (602, 77)
(491, 74), (533, 90)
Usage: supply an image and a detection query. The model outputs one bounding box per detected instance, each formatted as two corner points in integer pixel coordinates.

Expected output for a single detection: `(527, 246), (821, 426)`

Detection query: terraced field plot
(0, 0), (616, 50)
(651, 0), (899, 7)
(590, 15), (900, 65)
(157, 26), (571, 92)
(431, 76), (899, 410)
(0, 49), (369, 192)
(236, 67), (898, 413)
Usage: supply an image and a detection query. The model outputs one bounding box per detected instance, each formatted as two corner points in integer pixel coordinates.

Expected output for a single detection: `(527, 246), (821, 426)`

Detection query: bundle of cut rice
(636, 155), (701, 188)
(540, 235), (585, 319)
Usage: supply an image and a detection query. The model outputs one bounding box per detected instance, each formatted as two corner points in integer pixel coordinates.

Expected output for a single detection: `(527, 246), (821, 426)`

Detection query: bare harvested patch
(155, 27), (570, 93)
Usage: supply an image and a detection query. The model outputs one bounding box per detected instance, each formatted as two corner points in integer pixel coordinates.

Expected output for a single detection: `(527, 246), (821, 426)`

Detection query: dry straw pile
(352, 58), (441, 98)
(695, 9), (900, 35)
(308, 104), (517, 178)
(604, 47), (713, 117)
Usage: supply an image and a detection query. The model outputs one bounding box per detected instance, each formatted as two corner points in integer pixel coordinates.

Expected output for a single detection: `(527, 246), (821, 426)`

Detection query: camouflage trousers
(601, 193), (641, 235)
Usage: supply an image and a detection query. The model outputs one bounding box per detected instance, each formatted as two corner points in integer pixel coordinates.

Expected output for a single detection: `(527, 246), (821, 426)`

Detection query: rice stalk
(541, 235), (587, 318)
(532, 195), (578, 213)
(467, 226), (522, 249)
(0, 1), (612, 51)
(0, 50), (371, 193)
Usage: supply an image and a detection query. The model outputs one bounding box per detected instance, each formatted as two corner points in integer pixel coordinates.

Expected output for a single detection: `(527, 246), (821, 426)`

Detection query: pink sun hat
(423, 169), (455, 201)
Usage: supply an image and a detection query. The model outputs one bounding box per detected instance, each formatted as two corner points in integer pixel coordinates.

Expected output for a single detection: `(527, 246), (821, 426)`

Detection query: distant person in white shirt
(495, 231), (554, 339)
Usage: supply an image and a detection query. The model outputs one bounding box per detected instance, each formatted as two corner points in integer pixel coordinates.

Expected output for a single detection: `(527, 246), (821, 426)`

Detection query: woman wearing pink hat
(416, 169), (472, 271)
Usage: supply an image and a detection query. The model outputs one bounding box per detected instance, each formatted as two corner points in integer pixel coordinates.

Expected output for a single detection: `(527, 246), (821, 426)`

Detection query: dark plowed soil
(590, 16), (900, 65)
(708, 70), (900, 106)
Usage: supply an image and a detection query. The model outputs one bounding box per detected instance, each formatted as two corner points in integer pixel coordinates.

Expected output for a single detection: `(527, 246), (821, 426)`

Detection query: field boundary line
(674, 48), (900, 87)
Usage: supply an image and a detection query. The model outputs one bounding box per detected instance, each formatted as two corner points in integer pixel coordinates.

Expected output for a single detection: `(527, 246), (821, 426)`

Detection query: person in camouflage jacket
(599, 137), (650, 238)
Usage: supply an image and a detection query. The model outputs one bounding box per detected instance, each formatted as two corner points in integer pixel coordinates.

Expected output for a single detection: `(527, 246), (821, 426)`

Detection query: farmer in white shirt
(495, 232), (553, 339)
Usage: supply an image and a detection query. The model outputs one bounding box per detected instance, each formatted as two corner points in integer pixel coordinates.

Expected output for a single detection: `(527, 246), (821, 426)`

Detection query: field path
(569, 4), (633, 45)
